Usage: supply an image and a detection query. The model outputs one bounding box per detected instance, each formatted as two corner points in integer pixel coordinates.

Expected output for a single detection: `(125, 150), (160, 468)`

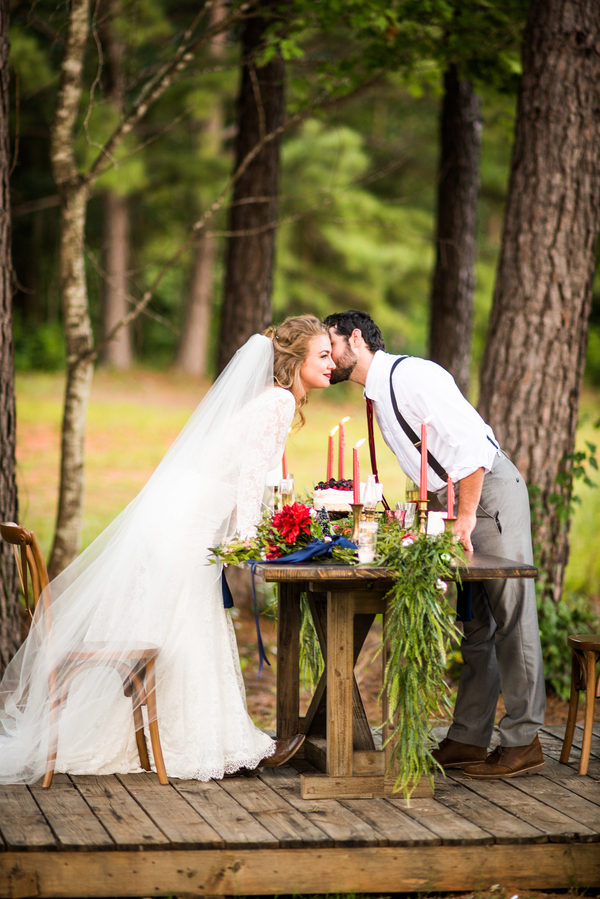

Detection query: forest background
(2, 0), (600, 701)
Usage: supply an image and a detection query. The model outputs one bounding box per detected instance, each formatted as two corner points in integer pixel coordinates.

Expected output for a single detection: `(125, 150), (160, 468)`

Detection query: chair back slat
(1, 522), (51, 615)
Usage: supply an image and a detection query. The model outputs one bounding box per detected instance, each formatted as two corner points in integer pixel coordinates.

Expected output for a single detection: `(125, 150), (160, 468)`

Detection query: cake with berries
(312, 478), (383, 512)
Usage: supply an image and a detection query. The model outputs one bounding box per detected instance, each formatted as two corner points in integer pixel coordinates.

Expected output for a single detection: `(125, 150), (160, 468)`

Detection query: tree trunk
(0, 0), (20, 671)
(176, 0), (226, 376)
(46, 0), (244, 574)
(48, 0), (94, 578)
(478, 0), (600, 606)
(176, 231), (217, 376)
(99, 0), (132, 370)
(101, 191), (132, 369)
(429, 64), (481, 396)
(217, 2), (285, 373)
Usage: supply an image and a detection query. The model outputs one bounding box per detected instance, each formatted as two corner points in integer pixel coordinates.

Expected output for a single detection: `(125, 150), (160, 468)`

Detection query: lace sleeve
(236, 388), (295, 538)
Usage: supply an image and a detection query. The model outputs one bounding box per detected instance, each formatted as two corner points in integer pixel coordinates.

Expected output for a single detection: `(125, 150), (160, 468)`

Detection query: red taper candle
(419, 420), (428, 501)
(353, 438), (366, 504)
(338, 416), (350, 480)
(327, 426), (338, 481)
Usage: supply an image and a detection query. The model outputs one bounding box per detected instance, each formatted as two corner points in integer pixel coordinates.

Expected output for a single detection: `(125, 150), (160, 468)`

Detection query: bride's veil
(0, 334), (276, 783)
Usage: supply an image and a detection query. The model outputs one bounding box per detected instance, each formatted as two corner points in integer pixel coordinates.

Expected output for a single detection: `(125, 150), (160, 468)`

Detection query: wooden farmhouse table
(245, 552), (537, 800)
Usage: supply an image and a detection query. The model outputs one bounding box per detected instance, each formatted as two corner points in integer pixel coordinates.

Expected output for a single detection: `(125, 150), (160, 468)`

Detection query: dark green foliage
(536, 591), (599, 701)
(529, 438), (599, 697)
(13, 319), (65, 371)
(375, 525), (463, 797)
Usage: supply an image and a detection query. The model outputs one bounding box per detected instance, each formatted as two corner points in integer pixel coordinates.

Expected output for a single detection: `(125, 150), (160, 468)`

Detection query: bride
(0, 314), (335, 783)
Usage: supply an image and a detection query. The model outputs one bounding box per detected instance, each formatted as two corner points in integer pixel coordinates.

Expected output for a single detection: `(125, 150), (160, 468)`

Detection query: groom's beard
(330, 348), (357, 384)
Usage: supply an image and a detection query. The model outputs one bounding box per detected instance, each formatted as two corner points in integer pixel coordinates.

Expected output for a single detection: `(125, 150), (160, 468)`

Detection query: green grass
(13, 368), (600, 601)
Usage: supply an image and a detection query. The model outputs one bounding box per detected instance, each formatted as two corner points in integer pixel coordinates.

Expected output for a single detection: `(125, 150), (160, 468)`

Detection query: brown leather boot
(260, 733), (305, 767)
(462, 735), (544, 778)
(431, 737), (488, 769)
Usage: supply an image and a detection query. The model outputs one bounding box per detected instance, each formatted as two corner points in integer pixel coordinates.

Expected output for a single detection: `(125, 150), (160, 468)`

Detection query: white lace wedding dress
(0, 336), (295, 783)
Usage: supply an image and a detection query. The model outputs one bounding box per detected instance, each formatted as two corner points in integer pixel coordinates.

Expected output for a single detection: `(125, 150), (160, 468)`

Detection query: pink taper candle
(327, 426), (339, 481)
(420, 420), (428, 501)
(447, 469), (457, 518)
(338, 416), (350, 480)
(353, 438), (366, 504)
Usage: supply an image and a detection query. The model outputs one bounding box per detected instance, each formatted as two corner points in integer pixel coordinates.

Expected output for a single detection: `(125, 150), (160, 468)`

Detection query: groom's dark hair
(324, 310), (385, 353)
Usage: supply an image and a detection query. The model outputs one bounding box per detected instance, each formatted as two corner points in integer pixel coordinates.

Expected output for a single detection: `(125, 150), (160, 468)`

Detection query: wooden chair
(559, 634), (600, 775)
(0, 522), (168, 788)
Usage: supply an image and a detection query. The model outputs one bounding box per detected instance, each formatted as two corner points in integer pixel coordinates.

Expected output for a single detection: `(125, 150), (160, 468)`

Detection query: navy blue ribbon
(221, 569), (234, 609)
(456, 582), (475, 622)
(248, 536), (357, 677)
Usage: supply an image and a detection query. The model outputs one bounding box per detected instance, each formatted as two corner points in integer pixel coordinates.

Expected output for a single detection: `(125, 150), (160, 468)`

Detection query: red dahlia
(271, 502), (312, 544)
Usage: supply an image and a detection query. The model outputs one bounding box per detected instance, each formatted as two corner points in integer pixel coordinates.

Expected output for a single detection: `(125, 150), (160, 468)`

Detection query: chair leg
(579, 651), (597, 776)
(42, 690), (63, 788)
(560, 651), (580, 765)
(132, 691), (151, 771)
(145, 658), (168, 785)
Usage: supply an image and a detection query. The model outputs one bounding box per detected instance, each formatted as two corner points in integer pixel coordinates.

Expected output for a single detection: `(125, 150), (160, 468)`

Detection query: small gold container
(417, 499), (428, 535)
(350, 503), (364, 544)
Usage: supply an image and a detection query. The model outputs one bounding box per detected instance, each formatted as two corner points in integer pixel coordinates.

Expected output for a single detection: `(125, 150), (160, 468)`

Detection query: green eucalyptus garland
(375, 524), (463, 797)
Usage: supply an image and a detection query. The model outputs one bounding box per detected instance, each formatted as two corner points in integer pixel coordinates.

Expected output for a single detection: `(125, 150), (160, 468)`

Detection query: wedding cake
(312, 479), (383, 513)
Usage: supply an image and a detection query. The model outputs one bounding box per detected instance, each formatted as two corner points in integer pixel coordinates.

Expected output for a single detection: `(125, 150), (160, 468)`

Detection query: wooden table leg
(326, 590), (354, 776)
(276, 581), (301, 739)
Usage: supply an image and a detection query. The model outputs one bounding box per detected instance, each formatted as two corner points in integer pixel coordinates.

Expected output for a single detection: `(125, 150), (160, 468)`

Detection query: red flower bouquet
(271, 502), (313, 545)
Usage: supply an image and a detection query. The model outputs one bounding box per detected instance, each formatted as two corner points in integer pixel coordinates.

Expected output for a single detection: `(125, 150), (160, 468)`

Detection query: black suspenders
(389, 357), (449, 483)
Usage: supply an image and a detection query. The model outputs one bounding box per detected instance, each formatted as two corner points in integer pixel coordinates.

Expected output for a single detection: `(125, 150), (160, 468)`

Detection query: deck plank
(219, 772), (333, 848)
(263, 763), (387, 846)
(72, 775), (169, 850)
(340, 797), (442, 846)
(542, 724), (600, 758)
(386, 793), (493, 845)
(504, 775), (600, 840)
(541, 770), (600, 806)
(29, 776), (113, 850)
(449, 772), (598, 842)
(1, 844), (599, 897)
(170, 778), (279, 849)
(116, 773), (225, 849)
(0, 786), (57, 850)
(432, 776), (547, 844)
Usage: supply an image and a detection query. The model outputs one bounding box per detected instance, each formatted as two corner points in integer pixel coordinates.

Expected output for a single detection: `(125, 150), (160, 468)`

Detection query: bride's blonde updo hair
(264, 314), (329, 427)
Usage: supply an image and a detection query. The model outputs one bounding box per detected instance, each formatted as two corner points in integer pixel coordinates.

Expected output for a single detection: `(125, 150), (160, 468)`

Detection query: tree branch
(76, 75), (380, 364)
(84, 1), (253, 186)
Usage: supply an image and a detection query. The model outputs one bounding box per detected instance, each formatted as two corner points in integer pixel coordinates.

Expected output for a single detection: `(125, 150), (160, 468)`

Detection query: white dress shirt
(364, 351), (500, 491)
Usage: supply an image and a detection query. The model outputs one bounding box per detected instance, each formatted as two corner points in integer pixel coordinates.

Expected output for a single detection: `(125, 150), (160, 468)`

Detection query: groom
(323, 309), (546, 779)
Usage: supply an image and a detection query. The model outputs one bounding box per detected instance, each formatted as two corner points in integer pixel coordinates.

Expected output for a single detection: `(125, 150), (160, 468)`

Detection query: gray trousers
(438, 453), (546, 748)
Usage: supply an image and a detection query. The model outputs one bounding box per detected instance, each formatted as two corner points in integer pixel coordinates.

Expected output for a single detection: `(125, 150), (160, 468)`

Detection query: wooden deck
(1, 724), (599, 898)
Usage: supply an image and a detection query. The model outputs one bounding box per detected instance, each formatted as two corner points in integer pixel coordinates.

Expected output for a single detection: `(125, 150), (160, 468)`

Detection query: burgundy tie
(366, 398), (390, 510)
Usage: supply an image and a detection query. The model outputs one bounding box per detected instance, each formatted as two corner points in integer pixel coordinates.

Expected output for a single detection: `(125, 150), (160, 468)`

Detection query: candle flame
(424, 415), (433, 425)
(329, 426), (339, 437)
(354, 438), (367, 449)
(448, 469), (458, 479)
(340, 416), (350, 425)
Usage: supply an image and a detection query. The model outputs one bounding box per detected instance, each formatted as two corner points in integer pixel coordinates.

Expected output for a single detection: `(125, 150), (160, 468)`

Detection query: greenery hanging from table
(375, 523), (463, 798)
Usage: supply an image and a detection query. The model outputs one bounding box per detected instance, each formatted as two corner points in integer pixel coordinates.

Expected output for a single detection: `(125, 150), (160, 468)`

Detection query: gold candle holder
(417, 499), (428, 535)
(444, 516), (456, 536)
(350, 503), (363, 544)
